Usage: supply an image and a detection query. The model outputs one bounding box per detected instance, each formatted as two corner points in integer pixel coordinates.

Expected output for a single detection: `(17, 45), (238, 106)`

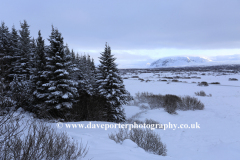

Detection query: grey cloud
(1, 0), (240, 51)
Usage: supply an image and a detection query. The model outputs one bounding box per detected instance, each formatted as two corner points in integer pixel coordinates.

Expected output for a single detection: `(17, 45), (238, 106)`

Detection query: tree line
(0, 20), (132, 122)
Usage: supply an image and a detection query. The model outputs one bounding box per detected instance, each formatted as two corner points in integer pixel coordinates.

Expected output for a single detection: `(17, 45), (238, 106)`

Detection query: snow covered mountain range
(150, 56), (212, 68)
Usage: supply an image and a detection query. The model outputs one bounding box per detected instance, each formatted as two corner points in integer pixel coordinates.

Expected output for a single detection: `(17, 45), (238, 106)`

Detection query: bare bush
(135, 92), (164, 109)
(180, 96), (204, 110)
(134, 92), (205, 114)
(138, 103), (150, 110)
(197, 81), (209, 86)
(138, 78), (145, 82)
(195, 91), (212, 97)
(0, 111), (88, 160)
(131, 76), (139, 78)
(229, 78), (238, 81)
(210, 82), (220, 84)
(109, 128), (167, 156)
(191, 76), (201, 79)
(195, 91), (207, 96)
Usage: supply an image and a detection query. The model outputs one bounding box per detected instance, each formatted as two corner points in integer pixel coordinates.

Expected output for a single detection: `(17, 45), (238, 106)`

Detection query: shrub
(139, 103), (150, 110)
(195, 91), (212, 97)
(229, 78), (238, 81)
(181, 96), (204, 110)
(197, 81), (209, 86)
(172, 79), (179, 82)
(109, 128), (167, 156)
(135, 92), (164, 109)
(191, 76), (201, 79)
(131, 76), (139, 78)
(195, 91), (207, 96)
(164, 94), (181, 114)
(210, 82), (220, 84)
(182, 77), (191, 79)
(0, 111), (88, 160)
(164, 77), (173, 79)
(134, 92), (205, 114)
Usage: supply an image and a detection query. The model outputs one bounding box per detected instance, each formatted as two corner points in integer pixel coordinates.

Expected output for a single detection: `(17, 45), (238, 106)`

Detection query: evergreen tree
(13, 20), (31, 80)
(0, 22), (12, 82)
(33, 30), (48, 112)
(29, 37), (37, 78)
(96, 43), (132, 122)
(43, 26), (78, 114)
(9, 25), (20, 81)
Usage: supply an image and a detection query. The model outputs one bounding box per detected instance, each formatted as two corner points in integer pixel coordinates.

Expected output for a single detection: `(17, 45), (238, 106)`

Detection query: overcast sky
(1, 0), (240, 68)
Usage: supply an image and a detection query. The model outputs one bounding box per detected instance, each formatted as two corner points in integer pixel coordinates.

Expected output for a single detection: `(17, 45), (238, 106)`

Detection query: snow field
(53, 71), (240, 160)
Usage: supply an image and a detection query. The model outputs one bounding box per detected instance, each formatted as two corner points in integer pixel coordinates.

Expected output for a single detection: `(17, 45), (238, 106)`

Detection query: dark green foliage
(0, 21), (132, 123)
(71, 93), (108, 121)
(164, 94), (181, 114)
(0, 22), (12, 83)
(43, 26), (78, 110)
(96, 43), (132, 122)
(33, 30), (48, 110)
(8, 26), (19, 82)
(13, 20), (32, 80)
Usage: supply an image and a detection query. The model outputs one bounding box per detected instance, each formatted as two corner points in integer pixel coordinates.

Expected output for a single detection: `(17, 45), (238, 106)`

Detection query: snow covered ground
(53, 71), (240, 160)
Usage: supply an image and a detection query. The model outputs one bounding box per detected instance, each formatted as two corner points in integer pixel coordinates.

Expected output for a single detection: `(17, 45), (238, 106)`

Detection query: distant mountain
(150, 56), (212, 68)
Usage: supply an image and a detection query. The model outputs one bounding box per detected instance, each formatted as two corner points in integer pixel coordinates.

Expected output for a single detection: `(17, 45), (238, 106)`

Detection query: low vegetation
(195, 91), (212, 97)
(0, 110), (88, 160)
(210, 82), (220, 84)
(197, 81), (209, 86)
(109, 128), (167, 156)
(134, 92), (205, 114)
(195, 90), (206, 96)
(229, 78), (238, 81)
(164, 94), (181, 114)
(131, 76), (139, 78)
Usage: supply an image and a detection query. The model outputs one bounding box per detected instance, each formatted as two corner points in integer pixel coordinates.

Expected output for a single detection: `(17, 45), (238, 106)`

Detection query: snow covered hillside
(150, 56), (212, 68)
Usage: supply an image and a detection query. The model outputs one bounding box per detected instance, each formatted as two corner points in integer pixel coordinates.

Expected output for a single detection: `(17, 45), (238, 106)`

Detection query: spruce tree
(9, 26), (20, 81)
(0, 22), (12, 82)
(44, 26), (78, 113)
(29, 37), (37, 79)
(33, 30), (48, 112)
(96, 43), (132, 122)
(13, 20), (31, 80)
